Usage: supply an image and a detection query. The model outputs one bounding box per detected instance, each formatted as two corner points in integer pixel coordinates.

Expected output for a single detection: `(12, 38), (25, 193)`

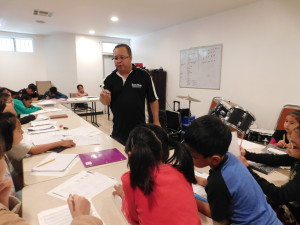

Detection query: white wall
(43, 34), (77, 96)
(0, 32), (47, 91)
(75, 35), (129, 111)
(131, 0), (300, 130)
(0, 31), (129, 113)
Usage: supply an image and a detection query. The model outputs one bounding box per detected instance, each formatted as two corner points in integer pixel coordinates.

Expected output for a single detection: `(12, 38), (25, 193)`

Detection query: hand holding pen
(277, 134), (287, 148)
(68, 194), (91, 218)
(99, 85), (111, 105)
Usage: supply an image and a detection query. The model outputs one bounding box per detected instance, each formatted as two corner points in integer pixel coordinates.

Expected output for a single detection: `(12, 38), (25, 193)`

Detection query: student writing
(240, 126), (300, 224)
(113, 126), (201, 225)
(269, 110), (300, 148)
(184, 115), (281, 225)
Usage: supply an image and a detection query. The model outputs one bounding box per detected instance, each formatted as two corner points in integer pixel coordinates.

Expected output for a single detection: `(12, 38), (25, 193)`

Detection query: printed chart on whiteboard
(180, 44), (222, 89)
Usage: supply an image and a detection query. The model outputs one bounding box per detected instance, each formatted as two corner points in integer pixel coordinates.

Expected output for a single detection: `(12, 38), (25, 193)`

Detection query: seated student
(0, 98), (75, 190)
(43, 87), (68, 99)
(18, 83), (40, 100)
(184, 115), (281, 225)
(0, 87), (19, 99)
(75, 84), (89, 108)
(0, 93), (36, 124)
(113, 126), (201, 225)
(239, 126), (300, 224)
(0, 112), (102, 225)
(269, 110), (300, 147)
(76, 84), (88, 97)
(13, 95), (41, 115)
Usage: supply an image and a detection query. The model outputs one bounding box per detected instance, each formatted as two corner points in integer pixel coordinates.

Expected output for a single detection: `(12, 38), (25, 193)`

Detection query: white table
(22, 103), (124, 186)
(61, 97), (100, 126)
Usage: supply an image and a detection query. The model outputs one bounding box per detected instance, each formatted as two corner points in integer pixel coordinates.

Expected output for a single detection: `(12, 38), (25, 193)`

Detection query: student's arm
(206, 173), (231, 223)
(29, 140), (76, 154)
(19, 115), (36, 125)
(13, 99), (41, 114)
(248, 166), (300, 205)
(213, 220), (230, 225)
(0, 196), (30, 225)
(150, 100), (161, 127)
(245, 150), (294, 167)
(58, 92), (68, 99)
(196, 199), (211, 217)
(0, 176), (13, 208)
(196, 175), (208, 187)
(68, 194), (103, 225)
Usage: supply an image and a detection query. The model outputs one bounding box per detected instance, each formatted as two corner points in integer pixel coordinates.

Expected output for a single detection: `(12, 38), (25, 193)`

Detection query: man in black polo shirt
(100, 44), (160, 145)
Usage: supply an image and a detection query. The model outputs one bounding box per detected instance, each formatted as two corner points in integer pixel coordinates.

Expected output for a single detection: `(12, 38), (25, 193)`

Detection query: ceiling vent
(33, 10), (53, 17)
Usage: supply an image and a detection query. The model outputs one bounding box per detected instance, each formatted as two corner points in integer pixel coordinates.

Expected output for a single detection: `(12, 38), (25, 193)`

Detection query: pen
(69, 194), (75, 211)
(240, 132), (245, 148)
(100, 85), (105, 92)
(37, 158), (56, 167)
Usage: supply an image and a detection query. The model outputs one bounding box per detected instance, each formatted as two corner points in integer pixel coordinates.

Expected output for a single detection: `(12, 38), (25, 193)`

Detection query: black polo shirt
(104, 65), (158, 143)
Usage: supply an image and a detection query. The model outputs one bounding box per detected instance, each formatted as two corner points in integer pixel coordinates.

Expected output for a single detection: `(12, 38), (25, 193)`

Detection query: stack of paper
(35, 114), (49, 121)
(36, 100), (56, 106)
(32, 153), (78, 172)
(30, 120), (57, 127)
(30, 127), (103, 146)
(27, 125), (59, 134)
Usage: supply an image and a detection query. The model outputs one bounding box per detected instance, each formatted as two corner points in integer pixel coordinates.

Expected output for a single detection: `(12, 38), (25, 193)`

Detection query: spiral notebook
(79, 148), (127, 168)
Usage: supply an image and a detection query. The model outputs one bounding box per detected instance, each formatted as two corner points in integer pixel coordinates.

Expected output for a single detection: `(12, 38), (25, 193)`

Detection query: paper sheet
(27, 125), (59, 134)
(48, 171), (117, 200)
(237, 139), (263, 150)
(38, 202), (103, 225)
(35, 114), (50, 121)
(30, 127), (102, 146)
(30, 120), (57, 127)
(193, 171), (208, 202)
(36, 100), (56, 106)
(228, 132), (240, 157)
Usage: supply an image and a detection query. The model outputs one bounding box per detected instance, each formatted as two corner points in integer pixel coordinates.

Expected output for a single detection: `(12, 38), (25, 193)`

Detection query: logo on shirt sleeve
(132, 83), (142, 88)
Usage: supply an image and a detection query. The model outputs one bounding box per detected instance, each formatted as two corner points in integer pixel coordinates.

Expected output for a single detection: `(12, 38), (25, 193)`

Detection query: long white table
(22, 103), (124, 186)
(21, 107), (289, 225)
(61, 97), (100, 126)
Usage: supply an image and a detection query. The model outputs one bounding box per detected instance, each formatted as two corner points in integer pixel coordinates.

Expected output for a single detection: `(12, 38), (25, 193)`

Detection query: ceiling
(0, 0), (260, 38)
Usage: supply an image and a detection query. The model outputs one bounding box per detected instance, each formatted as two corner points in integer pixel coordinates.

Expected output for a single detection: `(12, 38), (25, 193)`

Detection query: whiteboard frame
(179, 44), (222, 90)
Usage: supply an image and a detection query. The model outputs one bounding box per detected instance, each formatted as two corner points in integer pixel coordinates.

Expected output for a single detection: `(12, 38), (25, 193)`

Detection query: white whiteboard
(180, 44), (222, 89)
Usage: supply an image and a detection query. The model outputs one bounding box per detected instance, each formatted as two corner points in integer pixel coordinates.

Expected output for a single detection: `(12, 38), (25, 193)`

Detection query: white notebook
(32, 153), (78, 172)
(38, 203), (103, 225)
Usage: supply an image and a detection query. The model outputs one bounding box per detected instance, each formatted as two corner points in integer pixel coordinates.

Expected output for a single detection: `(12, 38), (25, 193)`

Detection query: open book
(31, 153), (77, 172)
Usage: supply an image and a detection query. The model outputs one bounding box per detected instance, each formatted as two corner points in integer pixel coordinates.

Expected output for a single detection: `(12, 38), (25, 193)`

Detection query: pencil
(240, 132), (245, 148)
(37, 158), (56, 167)
(283, 133), (286, 148)
(69, 194), (75, 211)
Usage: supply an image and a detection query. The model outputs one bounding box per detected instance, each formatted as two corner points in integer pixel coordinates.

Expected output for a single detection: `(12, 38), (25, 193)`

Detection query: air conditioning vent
(33, 10), (53, 17)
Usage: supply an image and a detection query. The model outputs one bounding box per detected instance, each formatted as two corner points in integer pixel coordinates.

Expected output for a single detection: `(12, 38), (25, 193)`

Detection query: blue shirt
(206, 152), (281, 225)
(43, 91), (68, 99)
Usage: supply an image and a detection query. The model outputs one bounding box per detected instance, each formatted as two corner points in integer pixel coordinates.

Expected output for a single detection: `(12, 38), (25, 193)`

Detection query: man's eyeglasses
(112, 56), (130, 61)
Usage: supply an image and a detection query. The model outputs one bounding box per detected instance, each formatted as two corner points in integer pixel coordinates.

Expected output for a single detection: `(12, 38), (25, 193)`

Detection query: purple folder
(79, 148), (127, 168)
